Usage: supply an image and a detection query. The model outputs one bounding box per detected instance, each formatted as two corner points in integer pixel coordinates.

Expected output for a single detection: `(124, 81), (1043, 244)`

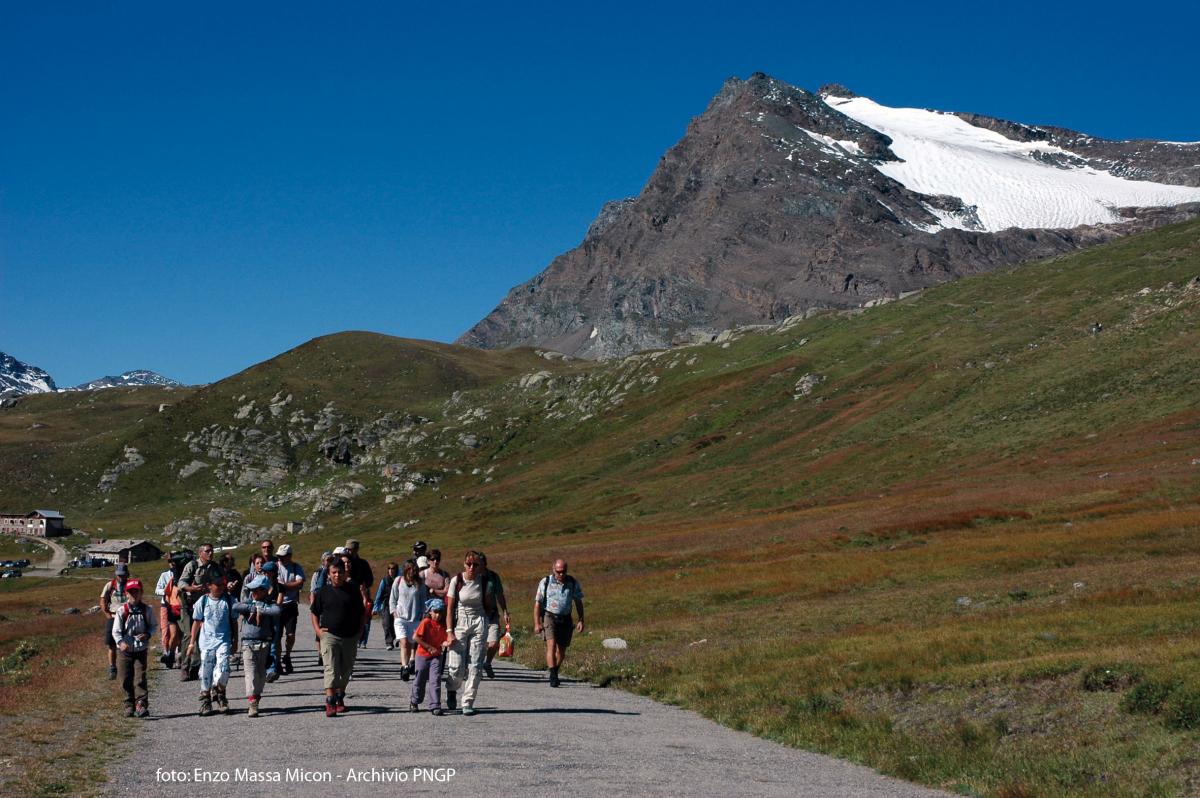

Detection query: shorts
(541, 613), (574, 647)
(167, 605), (181, 623)
(104, 618), (116, 649)
(394, 618), (419, 642)
(280, 602), (299, 634)
(486, 620), (501, 645)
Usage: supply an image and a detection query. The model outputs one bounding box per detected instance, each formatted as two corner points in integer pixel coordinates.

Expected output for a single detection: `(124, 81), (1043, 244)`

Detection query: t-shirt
(276, 560), (305, 604)
(154, 569), (173, 601)
(537, 575), (584, 617)
(414, 616), (447, 658)
(347, 557), (374, 592)
(178, 560), (226, 609)
(193, 593), (236, 646)
(448, 574), (485, 614)
(101, 578), (129, 616)
(422, 567), (448, 598)
(310, 583), (364, 638)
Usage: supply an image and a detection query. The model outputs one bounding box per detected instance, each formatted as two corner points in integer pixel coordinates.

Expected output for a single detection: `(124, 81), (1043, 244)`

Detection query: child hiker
(232, 574), (281, 718)
(112, 578), (156, 717)
(409, 597), (449, 715)
(187, 577), (237, 716)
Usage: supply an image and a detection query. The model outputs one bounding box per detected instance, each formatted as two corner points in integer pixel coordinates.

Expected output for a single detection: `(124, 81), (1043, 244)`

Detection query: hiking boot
(325, 698), (337, 718)
(136, 701), (150, 718)
(401, 664), (410, 682)
(446, 691), (456, 710)
(462, 705), (476, 716)
(199, 691), (213, 717)
(335, 694), (347, 714)
(431, 708), (444, 717)
(164, 651), (175, 669)
(180, 667), (195, 682)
(124, 704), (135, 718)
(282, 655), (293, 675)
(189, 665), (200, 680)
(109, 665), (118, 680)
(214, 687), (229, 714)
(265, 669), (279, 683)
(409, 702), (419, 713)
(484, 662), (495, 679)
(549, 668), (560, 688)
(248, 698), (260, 718)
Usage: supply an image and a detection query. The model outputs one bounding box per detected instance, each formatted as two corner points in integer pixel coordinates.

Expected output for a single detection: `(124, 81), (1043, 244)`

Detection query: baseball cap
(425, 598), (445, 612)
(115, 563), (129, 576)
(126, 579), (143, 591)
(277, 544), (292, 556)
(261, 560), (277, 572)
(416, 556), (429, 568)
(246, 574), (269, 591)
(412, 540), (427, 552)
(333, 546), (347, 555)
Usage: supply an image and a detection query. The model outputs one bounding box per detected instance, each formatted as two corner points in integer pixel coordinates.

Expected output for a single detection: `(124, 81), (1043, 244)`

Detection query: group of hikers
(101, 538), (585, 720)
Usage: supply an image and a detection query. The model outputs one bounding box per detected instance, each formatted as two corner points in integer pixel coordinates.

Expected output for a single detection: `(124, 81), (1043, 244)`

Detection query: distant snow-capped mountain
(71, 370), (182, 391)
(0, 351), (57, 396)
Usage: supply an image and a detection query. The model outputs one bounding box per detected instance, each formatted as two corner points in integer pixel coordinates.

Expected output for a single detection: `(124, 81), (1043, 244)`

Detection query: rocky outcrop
(458, 73), (1200, 359)
(98, 447), (145, 492)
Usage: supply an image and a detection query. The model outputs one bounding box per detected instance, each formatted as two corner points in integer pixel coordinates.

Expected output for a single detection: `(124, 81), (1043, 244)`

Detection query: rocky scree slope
(459, 73), (1200, 359)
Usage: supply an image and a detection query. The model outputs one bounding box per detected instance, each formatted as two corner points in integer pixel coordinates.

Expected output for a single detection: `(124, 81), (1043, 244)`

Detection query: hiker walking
(101, 563), (132, 680)
(310, 551), (333, 665)
(153, 554), (174, 666)
(478, 552), (510, 679)
(310, 559), (365, 716)
(388, 560), (427, 680)
(275, 544), (305, 675)
(421, 549), (449, 600)
(444, 550), (500, 715)
(409, 598), (449, 715)
(112, 579), (155, 717)
(176, 544), (226, 682)
(342, 540), (374, 647)
(233, 574), (281, 718)
(186, 578), (237, 716)
(373, 562), (399, 650)
(534, 558), (585, 688)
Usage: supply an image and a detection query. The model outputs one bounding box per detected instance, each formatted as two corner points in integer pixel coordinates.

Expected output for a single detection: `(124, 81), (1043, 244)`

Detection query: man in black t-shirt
(343, 538), (374, 639)
(310, 560), (364, 717)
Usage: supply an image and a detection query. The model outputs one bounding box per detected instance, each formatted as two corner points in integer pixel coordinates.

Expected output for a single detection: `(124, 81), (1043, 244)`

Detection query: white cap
(333, 546), (347, 555)
(277, 544), (292, 556)
(416, 556), (429, 568)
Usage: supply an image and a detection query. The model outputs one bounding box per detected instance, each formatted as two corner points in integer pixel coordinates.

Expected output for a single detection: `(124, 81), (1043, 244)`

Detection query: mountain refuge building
(0, 510), (69, 537)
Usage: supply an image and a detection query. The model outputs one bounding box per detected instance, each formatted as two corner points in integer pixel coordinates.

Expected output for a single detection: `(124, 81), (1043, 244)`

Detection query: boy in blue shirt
(187, 577), (237, 716)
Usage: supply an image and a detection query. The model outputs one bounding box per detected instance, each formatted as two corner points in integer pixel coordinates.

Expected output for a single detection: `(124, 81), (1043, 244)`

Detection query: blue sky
(3, 0), (1198, 386)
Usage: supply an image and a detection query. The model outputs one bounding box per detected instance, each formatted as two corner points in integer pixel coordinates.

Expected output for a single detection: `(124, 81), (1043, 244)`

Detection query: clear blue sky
(3, 0), (1197, 386)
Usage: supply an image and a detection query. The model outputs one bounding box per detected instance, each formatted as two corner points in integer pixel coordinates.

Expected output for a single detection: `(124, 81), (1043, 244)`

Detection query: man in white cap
(275, 544), (305, 675)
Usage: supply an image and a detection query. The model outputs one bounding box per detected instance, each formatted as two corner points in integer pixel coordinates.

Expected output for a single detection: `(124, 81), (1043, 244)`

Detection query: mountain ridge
(459, 72), (1200, 358)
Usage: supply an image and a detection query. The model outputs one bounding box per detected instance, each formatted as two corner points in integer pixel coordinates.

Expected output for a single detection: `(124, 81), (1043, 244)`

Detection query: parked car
(1, 569), (22, 578)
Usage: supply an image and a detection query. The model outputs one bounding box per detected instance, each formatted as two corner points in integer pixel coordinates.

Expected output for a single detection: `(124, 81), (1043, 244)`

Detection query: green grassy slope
(2, 221), (1200, 796)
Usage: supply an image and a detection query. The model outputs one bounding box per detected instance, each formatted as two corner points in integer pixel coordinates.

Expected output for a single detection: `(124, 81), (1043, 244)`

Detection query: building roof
(86, 539), (160, 554)
(33, 509), (65, 519)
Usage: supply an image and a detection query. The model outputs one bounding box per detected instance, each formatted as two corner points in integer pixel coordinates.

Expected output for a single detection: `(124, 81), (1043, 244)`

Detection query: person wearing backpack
(534, 559), (585, 688)
(176, 544), (226, 682)
(101, 563), (131, 680)
(477, 552), (511, 679)
(444, 550), (502, 715)
(233, 574), (282, 718)
(112, 579), (156, 717)
(186, 577), (238, 716)
(389, 560), (427, 680)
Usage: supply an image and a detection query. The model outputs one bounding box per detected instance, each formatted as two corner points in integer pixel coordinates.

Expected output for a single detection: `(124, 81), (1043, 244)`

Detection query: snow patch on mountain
(72, 370), (182, 391)
(823, 95), (1200, 232)
(0, 351), (57, 396)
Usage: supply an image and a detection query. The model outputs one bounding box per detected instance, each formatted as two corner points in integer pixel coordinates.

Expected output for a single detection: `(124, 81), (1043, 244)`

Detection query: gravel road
(105, 627), (951, 797)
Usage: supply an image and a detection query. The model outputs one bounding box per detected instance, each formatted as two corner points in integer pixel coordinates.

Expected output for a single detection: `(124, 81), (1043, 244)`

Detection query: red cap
(126, 579), (143, 591)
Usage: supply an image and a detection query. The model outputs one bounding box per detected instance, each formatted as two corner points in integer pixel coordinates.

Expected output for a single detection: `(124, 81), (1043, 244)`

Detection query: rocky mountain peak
(0, 351), (56, 397)
(458, 74), (1200, 360)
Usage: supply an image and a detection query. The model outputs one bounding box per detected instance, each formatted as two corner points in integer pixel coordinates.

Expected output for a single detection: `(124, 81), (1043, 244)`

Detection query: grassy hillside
(2, 220), (1199, 796)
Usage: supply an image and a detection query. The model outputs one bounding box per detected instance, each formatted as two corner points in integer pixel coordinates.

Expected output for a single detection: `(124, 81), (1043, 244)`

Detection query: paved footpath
(106, 629), (951, 798)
